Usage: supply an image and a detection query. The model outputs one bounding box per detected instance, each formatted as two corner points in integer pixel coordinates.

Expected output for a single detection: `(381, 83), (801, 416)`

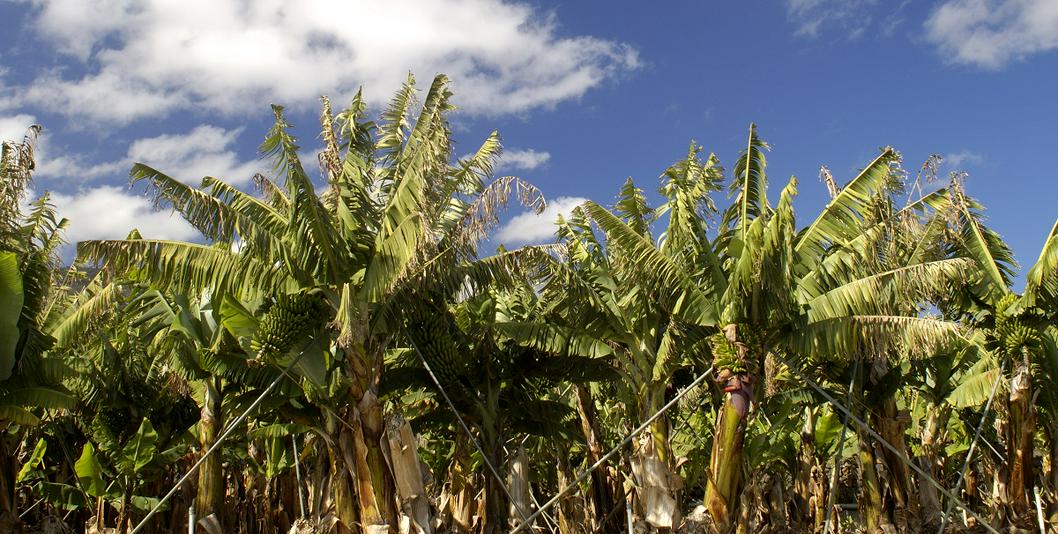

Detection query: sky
(1, 0), (1056, 286)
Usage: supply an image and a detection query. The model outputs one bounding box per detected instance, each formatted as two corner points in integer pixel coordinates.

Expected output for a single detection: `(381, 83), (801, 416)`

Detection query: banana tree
(504, 143), (723, 529)
(519, 128), (969, 531)
(814, 180), (980, 533)
(51, 292), (200, 532)
(396, 284), (619, 533)
(945, 198), (1058, 525)
(693, 125), (974, 531)
(0, 128), (77, 530)
(1025, 217), (1058, 524)
(130, 287), (328, 529)
(77, 74), (546, 532)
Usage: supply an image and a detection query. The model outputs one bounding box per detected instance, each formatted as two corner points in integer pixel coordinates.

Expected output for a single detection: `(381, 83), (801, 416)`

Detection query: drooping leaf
(0, 251), (24, 380)
(1024, 217), (1058, 310)
(953, 201), (1016, 304)
(796, 148), (900, 270)
(75, 442), (107, 497)
(948, 357), (1001, 409)
(37, 482), (88, 510)
(16, 437), (46, 484)
(219, 293), (258, 340)
(119, 418), (159, 475)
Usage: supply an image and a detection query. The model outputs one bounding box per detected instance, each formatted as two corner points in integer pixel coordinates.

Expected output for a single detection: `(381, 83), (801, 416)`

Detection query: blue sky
(1, 0), (1056, 285)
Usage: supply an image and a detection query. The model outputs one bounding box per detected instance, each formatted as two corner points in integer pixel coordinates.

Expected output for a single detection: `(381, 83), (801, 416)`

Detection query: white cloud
(37, 125), (262, 185)
(785, 0), (880, 38)
(50, 186), (199, 245)
(35, 153), (125, 182)
(0, 114), (38, 143)
(926, 0), (1058, 68)
(0, 118), (121, 181)
(125, 125), (262, 184)
(497, 148), (551, 172)
(14, 0), (639, 124)
(945, 150), (984, 167)
(495, 195), (586, 244)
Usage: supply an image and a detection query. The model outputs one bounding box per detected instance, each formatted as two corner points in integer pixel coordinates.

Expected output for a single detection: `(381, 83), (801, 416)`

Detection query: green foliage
(16, 437), (46, 484)
(0, 252), (24, 380)
(74, 442), (106, 497)
(251, 291), (333, 359)
(117, 418), (158, 476)
(11, 78), (1058, 534)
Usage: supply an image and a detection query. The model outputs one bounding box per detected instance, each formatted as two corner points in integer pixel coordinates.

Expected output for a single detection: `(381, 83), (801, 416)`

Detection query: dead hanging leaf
(508, 445), (532, 530)
(630, 434), (678, 529)
(386, 415), (432, 534)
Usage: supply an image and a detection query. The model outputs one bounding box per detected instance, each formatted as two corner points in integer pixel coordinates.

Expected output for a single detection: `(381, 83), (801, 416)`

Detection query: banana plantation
(4, 74), (1058, 534)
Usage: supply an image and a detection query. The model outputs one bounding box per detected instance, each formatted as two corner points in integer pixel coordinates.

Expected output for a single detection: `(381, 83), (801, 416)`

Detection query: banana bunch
(408, 306), (468, 390)
(251, 292), (333, 358)
(993, 294), (1042, 357)
(709, 331), (745, 374)
(88, 406), (127, 448)
(995, 315), (1042, 357)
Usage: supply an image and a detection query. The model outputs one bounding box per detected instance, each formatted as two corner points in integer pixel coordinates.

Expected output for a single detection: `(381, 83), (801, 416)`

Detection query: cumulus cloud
(496, 148), (551, 172)
(37, 125), (262, 185)
(495, 195), (586, 245)
(945, 150), (984, 168)
(0, 114), (38, 143)
(925, 0), (1058, 68)
(123, 125), (262, 184)
(51, 186), (199, 245)
(0, 117), (119, 182)
(13, 0), (639, 124)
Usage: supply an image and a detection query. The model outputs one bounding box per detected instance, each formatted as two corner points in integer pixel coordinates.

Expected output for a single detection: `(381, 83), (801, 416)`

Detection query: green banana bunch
(251, 292), (332, 358)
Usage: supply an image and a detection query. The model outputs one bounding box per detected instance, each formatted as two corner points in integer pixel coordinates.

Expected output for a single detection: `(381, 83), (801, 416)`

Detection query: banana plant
(0, 128), (76, 530)
(554, 126), (971, 531)
(73, 417), (185, 534)
(947, 199), (1058, 525)
(504, 143), (723, 530)
(76, 74), (548, 533)
(395, 286), (619, 534)
(132, 286), (330, 529)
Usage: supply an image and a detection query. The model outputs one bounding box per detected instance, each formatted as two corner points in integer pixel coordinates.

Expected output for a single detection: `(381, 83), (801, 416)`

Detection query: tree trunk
(346, 397), (394, 534)
(917, 404), (949, 529)
(704, 385), (751, 533)
(480, 423), (508, 534)
(865, 358), (915, 532)
(309, 437), (327, 519)
(0, 435), (21, 533)
(196, 378), (225, 526)
(263, 475), (276, 533)
(343, 336), (396, 533)
(857, 428), (883, 534)
(574, 385), (619, 532)
(765, 472), (788, 532)
(116, 484), (132, 534)
(795, 407), (824, 532)
(555, 452), (587, 534)
(632, 432), (679, 530)
(1045, 422), (1058, 528)
(385, 416), (432, 534)
(327, 413), (358, 534)
(628, 379), (683, 529)
(998, 359), (1035, 522)
(444, 434), (476, 533)
(508, 445), (531, 532)
(871, 397), (915, 532)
